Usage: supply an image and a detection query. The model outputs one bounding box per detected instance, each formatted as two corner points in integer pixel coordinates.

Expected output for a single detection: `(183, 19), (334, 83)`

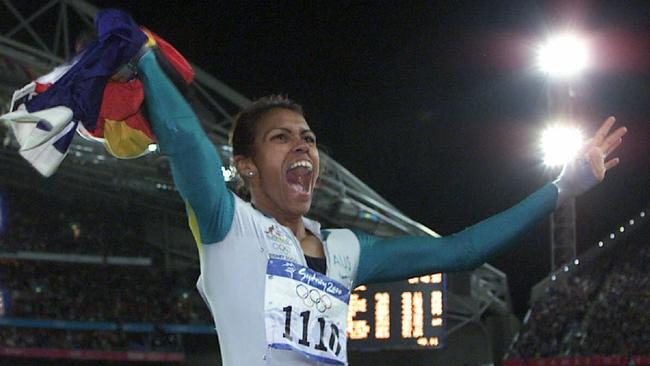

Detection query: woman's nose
(292, 140), (309, 153)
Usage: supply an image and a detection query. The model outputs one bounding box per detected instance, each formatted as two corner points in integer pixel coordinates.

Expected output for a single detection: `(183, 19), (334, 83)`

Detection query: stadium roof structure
(0, 0), (436, 239)
(0, 1), (516, 354)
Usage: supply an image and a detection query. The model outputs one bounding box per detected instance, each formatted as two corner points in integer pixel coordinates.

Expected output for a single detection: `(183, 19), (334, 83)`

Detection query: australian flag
(0, 9), (193, 176)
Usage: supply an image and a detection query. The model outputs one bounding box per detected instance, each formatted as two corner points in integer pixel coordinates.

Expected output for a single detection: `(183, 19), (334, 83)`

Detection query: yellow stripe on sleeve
(186, 203), (203, 259)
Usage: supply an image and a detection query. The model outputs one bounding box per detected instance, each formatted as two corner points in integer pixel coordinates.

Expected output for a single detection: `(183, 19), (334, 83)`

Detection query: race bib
(265, 258), (350, 365)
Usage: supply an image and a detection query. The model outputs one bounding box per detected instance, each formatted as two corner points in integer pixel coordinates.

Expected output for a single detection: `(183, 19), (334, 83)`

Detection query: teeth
(288, 160), (313, 171)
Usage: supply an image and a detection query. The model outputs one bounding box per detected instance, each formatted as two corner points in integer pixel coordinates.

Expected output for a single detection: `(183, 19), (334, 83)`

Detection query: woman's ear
(233, 155), (257, 178)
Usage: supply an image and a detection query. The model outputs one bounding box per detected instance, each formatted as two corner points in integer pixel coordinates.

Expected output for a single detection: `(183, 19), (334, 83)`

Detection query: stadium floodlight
(540, 125), (583, 167)
(537, 32), (590, 79)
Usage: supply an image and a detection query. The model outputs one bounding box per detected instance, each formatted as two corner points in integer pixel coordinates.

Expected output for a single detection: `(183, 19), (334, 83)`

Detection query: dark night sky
(92, 0), (650, 317)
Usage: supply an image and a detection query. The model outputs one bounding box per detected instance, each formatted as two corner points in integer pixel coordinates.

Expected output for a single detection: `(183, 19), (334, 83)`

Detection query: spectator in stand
(507, 232), (650, 359)
(508, 253), (613, 358)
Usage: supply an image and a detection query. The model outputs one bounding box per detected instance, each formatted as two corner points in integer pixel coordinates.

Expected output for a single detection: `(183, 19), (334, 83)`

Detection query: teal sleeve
(354, 183), (558, 285)
(137, 51), (234, 243)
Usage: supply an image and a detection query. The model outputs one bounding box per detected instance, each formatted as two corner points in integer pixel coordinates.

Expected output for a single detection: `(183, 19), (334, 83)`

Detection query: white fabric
(19, 121), (76, 177)
(3, 106), (74, 151)
(0, 55), (83, 177)
(196, 195), (360, 366)
(1, 82), (76, 177)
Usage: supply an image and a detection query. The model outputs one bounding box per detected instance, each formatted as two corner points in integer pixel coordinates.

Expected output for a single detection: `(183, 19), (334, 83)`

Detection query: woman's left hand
(553, 116), (628, 206)
(584, 116), (628, 182)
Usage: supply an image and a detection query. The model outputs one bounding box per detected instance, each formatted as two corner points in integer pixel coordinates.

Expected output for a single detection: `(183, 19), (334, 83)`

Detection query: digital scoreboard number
(346, 274), (446, 350)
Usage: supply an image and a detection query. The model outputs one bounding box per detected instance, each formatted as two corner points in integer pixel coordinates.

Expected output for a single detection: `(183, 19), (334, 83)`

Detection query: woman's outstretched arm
(355, 183), (556, 284)
(355, 117), (627, 285)
(137, 51), (234, 244)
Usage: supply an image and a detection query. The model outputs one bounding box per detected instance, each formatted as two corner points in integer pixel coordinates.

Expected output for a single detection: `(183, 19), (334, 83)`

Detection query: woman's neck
(250, 197), (324, 258)
(251, 199), (307, 239)
(275, 216), (307, 240)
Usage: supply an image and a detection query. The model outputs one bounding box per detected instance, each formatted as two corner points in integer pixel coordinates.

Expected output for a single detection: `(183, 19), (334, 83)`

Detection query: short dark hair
(229, 95), (304, 158)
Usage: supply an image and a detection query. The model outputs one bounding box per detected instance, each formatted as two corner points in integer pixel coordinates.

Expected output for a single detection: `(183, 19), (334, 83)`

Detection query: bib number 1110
(282, 305), (342, 356)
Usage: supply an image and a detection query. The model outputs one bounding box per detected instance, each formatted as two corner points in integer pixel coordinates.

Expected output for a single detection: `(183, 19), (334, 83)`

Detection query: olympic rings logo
(295, 284), (332, 313)
(273, 242), (289, 254)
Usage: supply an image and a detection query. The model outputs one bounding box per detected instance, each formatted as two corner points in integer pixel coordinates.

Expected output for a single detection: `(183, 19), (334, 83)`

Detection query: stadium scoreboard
(346, 274), (446, 350)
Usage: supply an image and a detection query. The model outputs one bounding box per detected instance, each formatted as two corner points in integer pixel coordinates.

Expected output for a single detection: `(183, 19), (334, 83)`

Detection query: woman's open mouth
(285, 160), (314, 196)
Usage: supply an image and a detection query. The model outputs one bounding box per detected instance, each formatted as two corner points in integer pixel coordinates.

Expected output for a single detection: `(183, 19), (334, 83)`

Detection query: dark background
(91, 0), (650, 318)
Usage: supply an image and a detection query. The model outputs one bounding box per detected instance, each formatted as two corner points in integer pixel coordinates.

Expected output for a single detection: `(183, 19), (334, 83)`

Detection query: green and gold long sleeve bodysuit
(138, 51), (557, 366)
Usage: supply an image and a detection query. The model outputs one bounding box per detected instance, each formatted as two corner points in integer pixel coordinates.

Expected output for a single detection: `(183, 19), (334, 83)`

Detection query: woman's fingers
(604, 157), (620, 171)
(604, 138), (623, 157)
(601, 126), (627, 155)
(576, 117), (625, 183)
(592, 116), (616, 146)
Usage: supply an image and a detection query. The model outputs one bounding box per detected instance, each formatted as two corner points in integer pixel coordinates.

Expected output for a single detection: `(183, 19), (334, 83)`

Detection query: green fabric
(137, 51), (234, 244)
(355, 183), (558, 285)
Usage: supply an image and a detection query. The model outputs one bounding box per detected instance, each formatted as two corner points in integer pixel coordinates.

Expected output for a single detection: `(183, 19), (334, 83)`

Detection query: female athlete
(135, 46), (626, 365)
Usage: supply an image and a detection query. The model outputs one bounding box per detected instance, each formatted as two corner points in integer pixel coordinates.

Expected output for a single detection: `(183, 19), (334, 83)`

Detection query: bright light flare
(537, 33), (590, 78)
(221, 166), (236, 182)
(541, 126), (584, 167)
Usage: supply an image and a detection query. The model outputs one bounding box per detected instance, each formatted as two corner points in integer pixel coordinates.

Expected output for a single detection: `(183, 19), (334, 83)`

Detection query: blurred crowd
(0, 260), (210, 354)
(0, 327), (180, 352)
(0, 186), (213, 355)
(575, 244), (650, 355)
(507, 229), (650, 358)
(1, 260), (210, 324)
(0, 186), (151, 257)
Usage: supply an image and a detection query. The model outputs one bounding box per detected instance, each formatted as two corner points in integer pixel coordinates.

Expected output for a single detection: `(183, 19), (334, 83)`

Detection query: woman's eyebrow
(264, 127), (292, 138)
(264, 127), (314, 137)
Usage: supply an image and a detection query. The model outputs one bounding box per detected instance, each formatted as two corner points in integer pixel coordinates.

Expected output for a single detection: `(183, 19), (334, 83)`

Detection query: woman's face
(246, 108), (320, 219)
